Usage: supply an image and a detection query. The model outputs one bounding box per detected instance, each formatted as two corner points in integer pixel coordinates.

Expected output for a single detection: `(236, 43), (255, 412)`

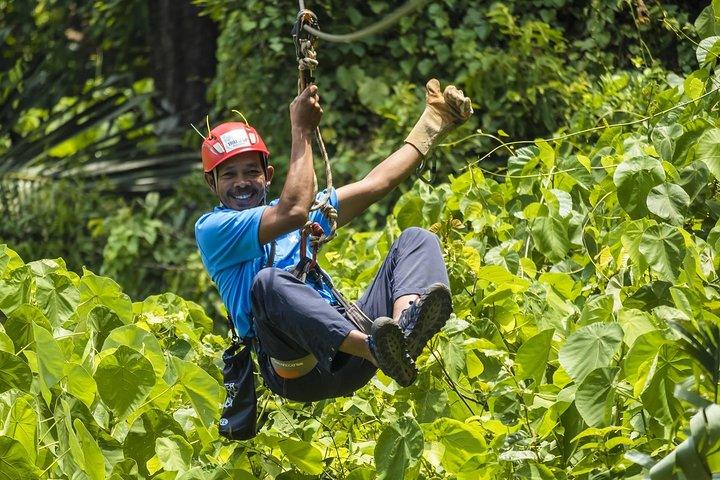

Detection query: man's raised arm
(336, 79), (473, 227)
(259, 85), (323, 244)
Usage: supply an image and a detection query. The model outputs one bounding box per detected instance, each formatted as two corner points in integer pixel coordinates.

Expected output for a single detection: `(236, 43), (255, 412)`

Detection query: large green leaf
(651, 124), (683, 162)
(515, 329), (554, 386)
(646, 183), (690, 225)
(375, 416), (423, 480)
(278, 438), (325, 476)
(34, 272), (79, 326)
(0, 266), (33, 315)
(74, 419), (106, 480)
(5, 395), (37, 464)
(0, 351), (32, 394)
(432, 417), (486, 474)
(558, 323), (623, 383)
(697, 128), (720, 180)
(575, 367), (619, 427)
(94, 345), (156, 419)
(155, 435), (193, 473)
(638, 225), (686, 282)
(77, 270), (133, 323)
(64, 363), (97, 408)
(531, 214), (570, 262)
(32, 323), (65, 390)
(0, 435), (39, 479)
(170, 357), (223, 429)
(102, 324), (166, 376)
(612, 156), (665, 218)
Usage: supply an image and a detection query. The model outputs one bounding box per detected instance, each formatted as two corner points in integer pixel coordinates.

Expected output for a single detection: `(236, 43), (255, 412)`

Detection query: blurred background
(0, 0), (705, 318)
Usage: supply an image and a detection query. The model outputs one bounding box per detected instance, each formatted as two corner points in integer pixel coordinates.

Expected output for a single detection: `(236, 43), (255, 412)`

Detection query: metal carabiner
(292, 9), (320, 87)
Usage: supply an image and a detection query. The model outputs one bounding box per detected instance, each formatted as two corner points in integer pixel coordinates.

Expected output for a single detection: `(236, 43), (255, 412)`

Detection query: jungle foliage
(3, 0), (720, 479)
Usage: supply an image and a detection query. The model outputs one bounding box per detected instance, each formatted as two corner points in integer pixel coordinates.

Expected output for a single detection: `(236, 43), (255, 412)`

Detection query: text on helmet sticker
(220, 129), (251, 152)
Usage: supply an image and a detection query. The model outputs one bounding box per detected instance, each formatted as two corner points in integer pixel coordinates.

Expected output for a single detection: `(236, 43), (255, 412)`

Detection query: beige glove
(405, 79), (473, 156)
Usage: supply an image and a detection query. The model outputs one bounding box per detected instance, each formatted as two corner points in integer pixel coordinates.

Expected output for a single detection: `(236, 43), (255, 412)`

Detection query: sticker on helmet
(220, 129), (251, 152)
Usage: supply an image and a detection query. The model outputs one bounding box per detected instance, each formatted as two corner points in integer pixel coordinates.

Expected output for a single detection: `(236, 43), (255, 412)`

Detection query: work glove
(404, 79), (473, 156)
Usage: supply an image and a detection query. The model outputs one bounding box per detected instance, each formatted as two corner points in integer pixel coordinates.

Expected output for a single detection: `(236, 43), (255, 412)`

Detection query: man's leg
(357, 227), (452, 358)
(250, 267), (415, 399)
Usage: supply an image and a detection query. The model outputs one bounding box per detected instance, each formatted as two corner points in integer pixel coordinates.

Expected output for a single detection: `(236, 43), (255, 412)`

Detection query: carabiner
(292, 9), (320, 87)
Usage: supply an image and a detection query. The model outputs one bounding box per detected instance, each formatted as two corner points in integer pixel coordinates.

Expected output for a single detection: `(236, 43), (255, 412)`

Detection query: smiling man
(195, 81), (472, 402)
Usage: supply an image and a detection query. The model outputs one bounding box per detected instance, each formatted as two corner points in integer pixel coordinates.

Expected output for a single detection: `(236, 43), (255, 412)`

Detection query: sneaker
(398, 283), (453, 359)
(367, 317), (417, 387)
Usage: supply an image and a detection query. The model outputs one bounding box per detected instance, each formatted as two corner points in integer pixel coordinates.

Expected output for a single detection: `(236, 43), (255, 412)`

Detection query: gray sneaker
(367, 317), (417, 387)
(398, 283), (452, 359)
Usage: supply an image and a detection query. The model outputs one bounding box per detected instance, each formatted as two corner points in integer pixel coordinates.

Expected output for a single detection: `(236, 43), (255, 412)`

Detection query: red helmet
(200, 122), (270, 173)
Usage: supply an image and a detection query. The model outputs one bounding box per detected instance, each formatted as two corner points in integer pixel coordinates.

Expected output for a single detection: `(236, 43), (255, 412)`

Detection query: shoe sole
(406, 283), (453, 359)
(371, 317), (417, 387)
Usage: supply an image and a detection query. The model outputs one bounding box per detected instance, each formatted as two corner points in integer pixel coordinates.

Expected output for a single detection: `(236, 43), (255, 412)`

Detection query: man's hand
(405, 79), (473, 156)
(290, 84), (323, 134)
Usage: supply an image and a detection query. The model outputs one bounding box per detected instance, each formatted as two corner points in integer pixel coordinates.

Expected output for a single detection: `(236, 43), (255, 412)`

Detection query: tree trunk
(147, 0), (218, 127)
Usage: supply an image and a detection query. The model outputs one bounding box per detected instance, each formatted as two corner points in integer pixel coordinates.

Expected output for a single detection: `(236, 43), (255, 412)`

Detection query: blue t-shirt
(195, 189), (339, 338)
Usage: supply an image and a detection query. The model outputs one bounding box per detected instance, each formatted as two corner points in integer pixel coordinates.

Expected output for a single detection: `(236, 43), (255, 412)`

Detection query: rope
(299, 0), (430, 43)
(295, 23), (337, 251)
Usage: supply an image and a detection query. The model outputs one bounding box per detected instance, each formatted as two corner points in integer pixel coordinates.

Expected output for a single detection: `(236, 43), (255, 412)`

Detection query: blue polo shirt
(195, 189), (339, 338)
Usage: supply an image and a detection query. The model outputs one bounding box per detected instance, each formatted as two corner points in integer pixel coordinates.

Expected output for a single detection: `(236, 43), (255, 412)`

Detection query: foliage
(198, 0), (701, 226)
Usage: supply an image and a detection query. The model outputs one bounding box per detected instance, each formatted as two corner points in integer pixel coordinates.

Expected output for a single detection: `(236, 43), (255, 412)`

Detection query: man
(195, 79), (472, 402)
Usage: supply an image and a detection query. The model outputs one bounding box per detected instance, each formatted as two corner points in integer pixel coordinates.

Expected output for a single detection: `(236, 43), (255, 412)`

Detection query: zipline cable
(298, 0), (429, 43)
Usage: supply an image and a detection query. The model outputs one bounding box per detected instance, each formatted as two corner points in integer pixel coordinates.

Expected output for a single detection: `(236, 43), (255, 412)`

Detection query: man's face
(206, 152), (274, 211)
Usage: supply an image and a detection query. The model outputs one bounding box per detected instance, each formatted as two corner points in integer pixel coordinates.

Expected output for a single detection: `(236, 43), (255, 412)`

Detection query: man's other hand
(405, 78), (473, 156)
(290, 85), (323, 134)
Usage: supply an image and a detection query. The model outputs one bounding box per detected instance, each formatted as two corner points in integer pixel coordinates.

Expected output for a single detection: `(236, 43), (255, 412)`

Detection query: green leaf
(558, 323), (623, 383)
(155, 435), (193, 473)
(531, 214), (570, 262)
(646, 183), (690, 225)
(170, 357), (223, 429)
(77, 270), (133, 323)
(515, 329), (554, 386)
(651, 124), (683, 161)
(0, 435), (39, 479)
(697, 128), (720, 180)
(0, 351), (32, 394)
(697, 36), (720, 65)
(31, 323), (65, 389)
(278, 438), (325, 476)
(103, 324), (166, 377)
(678, 161), (710, 204)
(575, 367), (619, 427)
(613, 156), (665, 218)
(684, 70), (707, 101)
(695, 6), (720, 39)
(0, 266), (33, 315)
(94, 345), (156, 419)
(638, 225), (686, 282)
(432, 418), (486, 474)
(394, 194), (424, 230)
(0, 245), (24, 278)
(5, 395), (37, 464)
(64, 363), (97, 408)
(375, 416), (423, 480)
(35, 272), (80, 326)
(74, 419), (106, 480)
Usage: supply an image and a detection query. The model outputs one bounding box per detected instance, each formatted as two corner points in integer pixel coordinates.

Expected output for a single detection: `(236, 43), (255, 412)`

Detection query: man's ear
(203, 172), (216, 193)
(265, 165), (275, 185)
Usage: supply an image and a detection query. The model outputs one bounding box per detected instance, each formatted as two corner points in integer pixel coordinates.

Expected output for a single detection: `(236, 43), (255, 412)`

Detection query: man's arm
(336, 144), (422, 227)
(336, 79), (473, 227)
(259, 85), (323, 244)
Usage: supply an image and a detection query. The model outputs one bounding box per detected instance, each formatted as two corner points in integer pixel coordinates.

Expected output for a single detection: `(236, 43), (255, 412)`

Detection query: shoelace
(398, 300), (419, 336)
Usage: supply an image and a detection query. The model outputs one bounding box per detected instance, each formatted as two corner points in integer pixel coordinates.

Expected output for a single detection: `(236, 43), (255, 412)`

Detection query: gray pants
(250, 227), (449, 402)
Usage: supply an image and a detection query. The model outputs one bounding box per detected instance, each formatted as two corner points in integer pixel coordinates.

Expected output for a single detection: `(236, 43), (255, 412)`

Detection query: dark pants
(250, 227), (449, 402)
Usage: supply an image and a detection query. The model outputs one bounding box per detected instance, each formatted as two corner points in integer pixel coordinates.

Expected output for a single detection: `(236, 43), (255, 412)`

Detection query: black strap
(266, 241), (276, 268)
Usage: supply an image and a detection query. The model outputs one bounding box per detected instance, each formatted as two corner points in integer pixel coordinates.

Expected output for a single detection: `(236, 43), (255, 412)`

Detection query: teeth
(232, 193), (251, 200)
